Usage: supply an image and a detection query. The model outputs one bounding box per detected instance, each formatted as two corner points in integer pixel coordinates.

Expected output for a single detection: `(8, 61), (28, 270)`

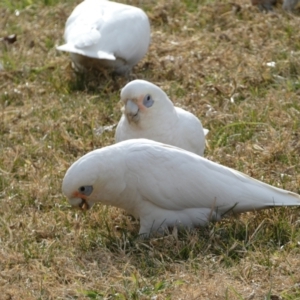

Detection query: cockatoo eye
(78, 185), (93, 196)
(143, 94), (154, 108)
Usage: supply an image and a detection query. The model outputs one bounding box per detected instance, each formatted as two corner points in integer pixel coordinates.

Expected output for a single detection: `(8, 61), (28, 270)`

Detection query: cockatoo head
(62, 151), (100, 210)
(62, 148), (125, 211)
(120, 79), (174, 124)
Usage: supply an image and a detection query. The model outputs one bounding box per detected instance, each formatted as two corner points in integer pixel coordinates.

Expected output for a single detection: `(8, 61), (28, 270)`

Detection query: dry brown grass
(1, 0), (300, 299)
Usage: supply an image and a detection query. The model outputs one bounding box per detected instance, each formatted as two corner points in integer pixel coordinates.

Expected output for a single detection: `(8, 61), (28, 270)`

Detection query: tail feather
(203, 128), (209, 136)
(234, 187), (300, 213)
(270, 190), (300, 206)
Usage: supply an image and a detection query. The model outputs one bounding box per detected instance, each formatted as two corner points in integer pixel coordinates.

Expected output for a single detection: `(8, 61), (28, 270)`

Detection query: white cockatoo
(62, 139), (300, 237)
(115, 80), (209, 156)
(56, 0), (150, 74)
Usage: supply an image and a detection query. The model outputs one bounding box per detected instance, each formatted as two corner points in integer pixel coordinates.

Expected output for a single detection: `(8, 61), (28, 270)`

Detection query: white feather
(115, 80), (209, 156)
(56, 0), (150, 74)
(62, 139), (300, 237)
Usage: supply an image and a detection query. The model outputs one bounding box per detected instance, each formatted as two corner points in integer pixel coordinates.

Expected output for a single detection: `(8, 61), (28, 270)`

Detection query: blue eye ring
(78, 185), (93, 196)
(143, 94), (154, 108)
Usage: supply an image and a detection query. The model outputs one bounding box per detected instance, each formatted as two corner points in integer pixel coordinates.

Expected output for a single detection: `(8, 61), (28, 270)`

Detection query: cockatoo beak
(125, 99), (140, 123)
(70, 192), (90, 210)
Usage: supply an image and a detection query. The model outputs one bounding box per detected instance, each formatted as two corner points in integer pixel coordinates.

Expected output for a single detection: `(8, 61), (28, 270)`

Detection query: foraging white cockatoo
(56, 0), (150, 74)
(115, 80), (209, 156)
(62, 139), (300, 237)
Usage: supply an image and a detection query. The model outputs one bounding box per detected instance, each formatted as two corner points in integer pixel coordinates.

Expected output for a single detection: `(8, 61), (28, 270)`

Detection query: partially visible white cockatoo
(56, 0), (150, 74)
(62, 139), (300, 237)
(115, 80), (209, 156)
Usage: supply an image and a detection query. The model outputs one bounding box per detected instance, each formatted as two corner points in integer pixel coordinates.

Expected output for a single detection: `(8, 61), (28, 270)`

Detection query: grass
(1, 0), (300, 298)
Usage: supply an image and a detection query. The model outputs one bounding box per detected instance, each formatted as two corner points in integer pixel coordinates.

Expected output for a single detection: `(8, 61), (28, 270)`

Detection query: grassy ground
(1, 0), (300, 299)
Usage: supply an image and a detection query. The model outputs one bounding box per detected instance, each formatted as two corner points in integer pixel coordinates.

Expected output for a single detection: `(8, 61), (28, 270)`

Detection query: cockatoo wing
(124, 140), (300, 214)
(175, 107), (206, 156)
(56, 27), (116, 59)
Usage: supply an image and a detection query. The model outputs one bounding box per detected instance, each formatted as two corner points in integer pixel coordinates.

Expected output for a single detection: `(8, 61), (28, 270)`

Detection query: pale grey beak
(68, 197), (90, 210)
(125, 99), (140, 122)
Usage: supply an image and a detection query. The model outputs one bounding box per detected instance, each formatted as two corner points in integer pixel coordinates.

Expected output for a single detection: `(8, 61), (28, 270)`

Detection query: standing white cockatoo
(62, 139), (300, 237)
(115, 80), (209, 156)
(56, 0), (150, 74)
